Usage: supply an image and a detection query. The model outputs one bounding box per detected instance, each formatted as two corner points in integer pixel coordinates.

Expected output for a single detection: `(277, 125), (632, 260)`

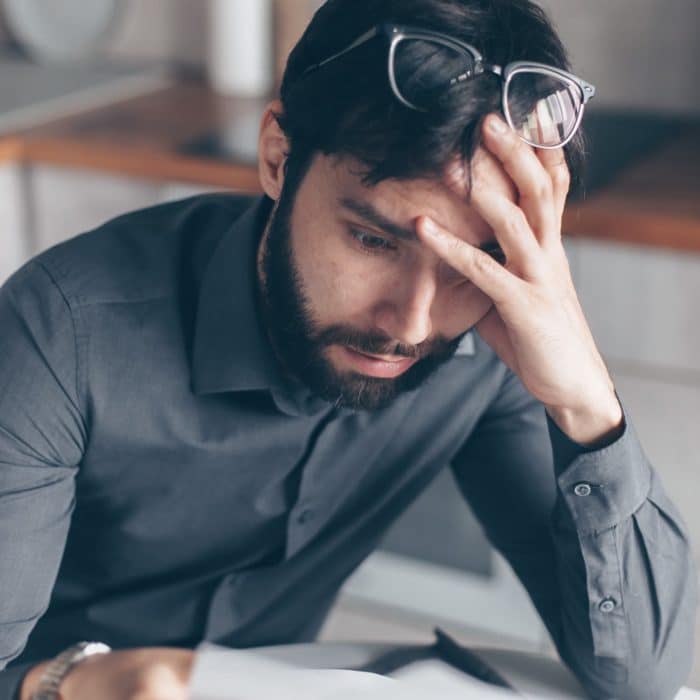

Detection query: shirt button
(599, 597), (617, 613)
(298, 509), (314, 525)
(573, 482), (592, 497)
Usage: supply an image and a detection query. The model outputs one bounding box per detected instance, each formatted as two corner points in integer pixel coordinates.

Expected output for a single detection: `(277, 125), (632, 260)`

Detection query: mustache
(314, 325), (458, 361)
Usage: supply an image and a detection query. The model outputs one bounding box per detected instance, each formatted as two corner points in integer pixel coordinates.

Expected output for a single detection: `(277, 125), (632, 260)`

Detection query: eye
(481, 242), (507, 266)
(349, 228), (398, 253)
(439, 262), (466, 287)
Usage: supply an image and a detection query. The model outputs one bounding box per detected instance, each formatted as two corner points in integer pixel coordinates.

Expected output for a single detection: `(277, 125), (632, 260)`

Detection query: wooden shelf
(4, 81), (263, 191)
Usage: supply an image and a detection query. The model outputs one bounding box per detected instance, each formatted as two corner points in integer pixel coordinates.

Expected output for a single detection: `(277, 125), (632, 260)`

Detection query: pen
(433, 627), (516, 692)
(355, 627), (517, 694)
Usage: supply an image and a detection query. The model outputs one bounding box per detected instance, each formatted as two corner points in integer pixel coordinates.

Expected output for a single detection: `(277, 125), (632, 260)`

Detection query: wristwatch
(31, 641), (111, 700)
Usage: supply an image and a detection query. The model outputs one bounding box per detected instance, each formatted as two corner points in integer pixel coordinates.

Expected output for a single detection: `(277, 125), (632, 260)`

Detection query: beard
(257, 185), (466, 412)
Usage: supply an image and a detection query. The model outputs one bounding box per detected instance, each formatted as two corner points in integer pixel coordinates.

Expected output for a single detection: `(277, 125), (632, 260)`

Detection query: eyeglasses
(301, 24), (596, 150)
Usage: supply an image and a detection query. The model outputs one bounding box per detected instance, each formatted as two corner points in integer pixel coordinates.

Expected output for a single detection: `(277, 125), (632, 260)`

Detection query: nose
(373, 266), (436, 347)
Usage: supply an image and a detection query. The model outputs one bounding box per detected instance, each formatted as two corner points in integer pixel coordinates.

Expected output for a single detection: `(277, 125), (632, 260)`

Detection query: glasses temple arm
(303, 26), (380, 76)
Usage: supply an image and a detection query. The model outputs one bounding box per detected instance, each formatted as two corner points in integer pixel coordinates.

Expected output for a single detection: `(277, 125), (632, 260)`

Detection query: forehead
(301, 152), (501, 247)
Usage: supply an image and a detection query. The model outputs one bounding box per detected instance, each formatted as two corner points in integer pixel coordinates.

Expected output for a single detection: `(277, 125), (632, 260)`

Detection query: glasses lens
(393, 37), (474, 110)
(506, 70), (582, 147)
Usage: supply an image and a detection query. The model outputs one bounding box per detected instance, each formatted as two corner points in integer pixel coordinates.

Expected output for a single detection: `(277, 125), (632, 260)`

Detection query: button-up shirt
(0, 194), (695, 699)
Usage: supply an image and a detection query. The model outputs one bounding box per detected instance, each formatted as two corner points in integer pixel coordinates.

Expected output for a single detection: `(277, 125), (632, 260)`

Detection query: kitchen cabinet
(611, 369), (700, 550)
(26, 164), (231, 257)
(0, 161), (29, 285)
(569, 238), (700, 373)
(29, 165), (165, 254)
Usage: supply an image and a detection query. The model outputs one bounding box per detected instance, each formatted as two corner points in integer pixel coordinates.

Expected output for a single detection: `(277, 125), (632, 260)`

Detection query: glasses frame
(301, 23), (596, 149)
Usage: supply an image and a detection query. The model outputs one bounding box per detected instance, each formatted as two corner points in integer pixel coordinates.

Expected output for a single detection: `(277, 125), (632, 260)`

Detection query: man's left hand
(416, 113), (623, 447)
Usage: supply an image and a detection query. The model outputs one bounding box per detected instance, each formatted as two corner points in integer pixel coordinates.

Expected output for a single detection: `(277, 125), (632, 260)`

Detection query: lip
(339, 345), (418, 379)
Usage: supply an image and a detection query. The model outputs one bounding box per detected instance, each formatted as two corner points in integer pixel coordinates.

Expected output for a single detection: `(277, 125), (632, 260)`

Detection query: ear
(258, 100), (289, 201)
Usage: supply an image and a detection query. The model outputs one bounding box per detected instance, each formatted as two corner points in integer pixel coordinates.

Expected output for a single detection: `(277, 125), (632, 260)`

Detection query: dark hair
(277, 0), (585, 194)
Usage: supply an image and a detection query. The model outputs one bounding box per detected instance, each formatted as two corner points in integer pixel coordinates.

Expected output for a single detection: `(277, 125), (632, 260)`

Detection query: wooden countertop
(1, 80), (698, 252)
(3, 81), (264, 192)
(0, 136), (23, 162)
(564, 125), (700, 253)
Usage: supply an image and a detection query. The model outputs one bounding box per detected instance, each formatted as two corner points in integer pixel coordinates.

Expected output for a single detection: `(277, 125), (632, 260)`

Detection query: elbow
(570, 611), (696, 700)
(575, 657), (691, 700)
(581, 542), (697, 698)
(563, 602), (697, 700)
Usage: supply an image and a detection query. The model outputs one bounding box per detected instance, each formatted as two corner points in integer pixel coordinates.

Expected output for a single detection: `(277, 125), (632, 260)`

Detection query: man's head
(256, 0), (583, 411)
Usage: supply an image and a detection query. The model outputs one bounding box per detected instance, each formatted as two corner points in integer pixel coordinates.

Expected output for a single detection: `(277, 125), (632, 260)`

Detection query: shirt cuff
(548, 401), (652, 535)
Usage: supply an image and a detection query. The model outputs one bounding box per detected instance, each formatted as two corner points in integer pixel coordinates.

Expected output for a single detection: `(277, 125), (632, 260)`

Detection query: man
(0, 0), (696, 698)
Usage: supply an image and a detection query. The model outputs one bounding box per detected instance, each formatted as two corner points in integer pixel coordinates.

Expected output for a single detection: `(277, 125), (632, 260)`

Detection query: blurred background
(1, 0), (698, 690)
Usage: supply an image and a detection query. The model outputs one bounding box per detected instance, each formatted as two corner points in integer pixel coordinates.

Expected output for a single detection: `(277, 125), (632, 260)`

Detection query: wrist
(26, 642), (111, 700)
(20, 662), (51, 700)
(546, 390), (624, 448)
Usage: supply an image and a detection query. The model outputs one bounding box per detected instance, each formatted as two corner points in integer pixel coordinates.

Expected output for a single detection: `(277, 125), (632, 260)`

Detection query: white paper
(391, 660), (519, 699)
(188, 643), (700, 700)
(188, 644), (517, 700)
(676, 689), (700, 700)
(189, 644), (392, 700)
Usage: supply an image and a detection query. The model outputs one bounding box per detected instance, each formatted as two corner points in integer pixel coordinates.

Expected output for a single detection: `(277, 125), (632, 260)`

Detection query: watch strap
(32, 641), (111, 700)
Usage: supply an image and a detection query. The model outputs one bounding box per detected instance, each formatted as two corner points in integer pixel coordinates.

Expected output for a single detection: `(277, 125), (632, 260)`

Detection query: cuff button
(599, 597), (617, 613)
(573, 482), (592, 497)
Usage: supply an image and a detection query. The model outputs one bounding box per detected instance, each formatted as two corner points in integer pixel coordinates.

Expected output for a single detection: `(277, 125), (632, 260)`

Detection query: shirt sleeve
(450, 367), (697, 700)
(0, 262), (84, 698)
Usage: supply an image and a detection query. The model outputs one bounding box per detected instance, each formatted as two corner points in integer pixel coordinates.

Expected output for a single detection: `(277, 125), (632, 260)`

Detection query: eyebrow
(339, 196), (503, 255)
(340, 197), (418, 242)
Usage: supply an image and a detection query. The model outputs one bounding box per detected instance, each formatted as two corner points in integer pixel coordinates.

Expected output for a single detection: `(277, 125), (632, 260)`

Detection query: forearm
(1, 258), (86, 700)
(8, 648), (194, 700)
(548, 417), (697, 699)
(18, 661), (50, 700)
(545, 386), (624, 448)
(453, 369), (695, 698)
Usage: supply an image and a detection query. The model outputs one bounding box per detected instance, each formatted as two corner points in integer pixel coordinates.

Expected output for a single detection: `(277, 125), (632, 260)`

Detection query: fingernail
(488, 115), (507, 134)
(421, 218), (440, 237)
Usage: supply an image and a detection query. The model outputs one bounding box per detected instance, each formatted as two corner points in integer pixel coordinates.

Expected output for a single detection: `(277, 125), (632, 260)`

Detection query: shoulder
(31, 193), (256, 307)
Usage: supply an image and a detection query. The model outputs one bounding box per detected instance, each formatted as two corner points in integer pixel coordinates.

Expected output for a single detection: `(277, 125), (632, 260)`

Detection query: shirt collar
(192, 195), (283, 395)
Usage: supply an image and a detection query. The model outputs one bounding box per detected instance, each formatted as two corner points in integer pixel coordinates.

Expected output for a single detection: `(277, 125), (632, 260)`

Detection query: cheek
(330, 259), (387, 316)
(295, 237), (382, 320)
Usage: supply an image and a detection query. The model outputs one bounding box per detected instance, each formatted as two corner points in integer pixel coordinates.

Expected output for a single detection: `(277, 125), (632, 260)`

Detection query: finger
(536, 146), (571, 223)
(468, 148), (539, 271)
(468, 185), (543, 280)
(416, 216), (522, 306)
(481, 113), (557, 243)
(443, 157), (470, 200)
(470, 146), (518, 203)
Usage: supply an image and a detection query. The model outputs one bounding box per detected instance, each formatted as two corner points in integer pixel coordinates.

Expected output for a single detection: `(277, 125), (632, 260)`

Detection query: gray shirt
(0, 194), (695, 700)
